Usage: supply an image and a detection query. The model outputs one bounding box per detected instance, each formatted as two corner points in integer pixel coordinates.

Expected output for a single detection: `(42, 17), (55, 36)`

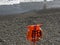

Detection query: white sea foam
(0, 0), (53, 5)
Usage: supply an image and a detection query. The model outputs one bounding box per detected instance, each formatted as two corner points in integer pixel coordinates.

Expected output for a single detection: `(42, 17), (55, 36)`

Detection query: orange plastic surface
(26, 24), (43, 42)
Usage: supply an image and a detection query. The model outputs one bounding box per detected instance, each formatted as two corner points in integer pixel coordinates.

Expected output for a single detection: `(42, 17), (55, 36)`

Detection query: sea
(0, 0), (60, 15)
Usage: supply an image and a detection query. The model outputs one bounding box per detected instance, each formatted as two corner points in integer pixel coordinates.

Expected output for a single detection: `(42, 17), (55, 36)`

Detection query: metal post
(44, 0), (47, 9)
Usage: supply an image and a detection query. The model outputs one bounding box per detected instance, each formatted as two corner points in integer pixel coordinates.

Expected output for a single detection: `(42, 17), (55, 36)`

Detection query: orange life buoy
(26, 24), (43, 42)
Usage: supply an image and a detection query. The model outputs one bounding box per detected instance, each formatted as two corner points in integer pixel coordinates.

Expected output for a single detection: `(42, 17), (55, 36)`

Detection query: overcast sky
(0, 0), (53, 5)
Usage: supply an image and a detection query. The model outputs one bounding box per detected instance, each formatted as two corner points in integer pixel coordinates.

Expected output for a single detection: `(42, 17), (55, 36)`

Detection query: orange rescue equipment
(26, 24), (43, 43)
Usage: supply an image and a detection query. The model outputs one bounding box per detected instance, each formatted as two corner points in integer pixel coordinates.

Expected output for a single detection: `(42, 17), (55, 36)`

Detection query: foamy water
(0, 0), (60, 15)
(0, 0), (53, 5)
